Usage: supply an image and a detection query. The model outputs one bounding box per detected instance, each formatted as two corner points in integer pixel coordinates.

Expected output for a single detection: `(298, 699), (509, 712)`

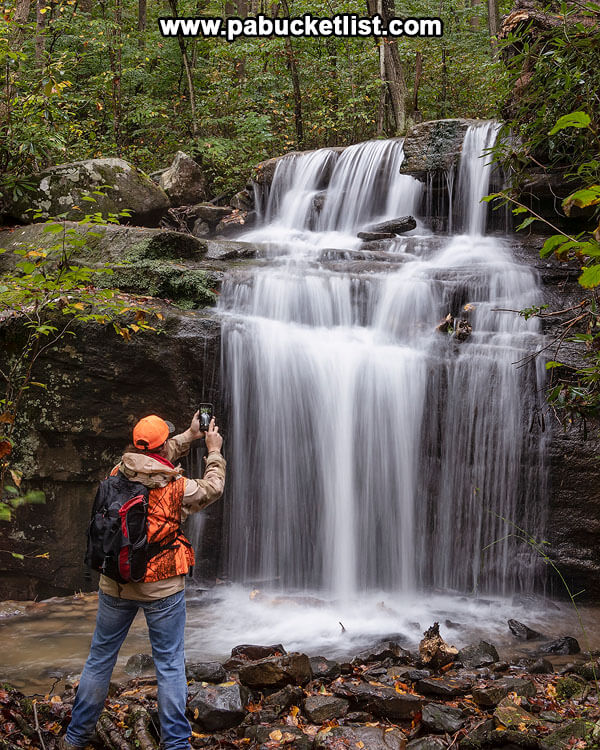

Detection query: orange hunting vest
(110, 467), (195, 582)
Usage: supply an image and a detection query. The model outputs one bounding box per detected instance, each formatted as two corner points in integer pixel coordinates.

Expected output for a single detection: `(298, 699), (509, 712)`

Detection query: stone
(304, 694), (349, 723)
(245, 725), (312, 749)
(572, 660), (600, 681)
(529, 658), (554, 674)
(189, 202), (234, 226)
(314, 725), (407, 749)
(457, 641), (499, 668)
(539, 637), (580, 655)
(363, 216), (417, 235)
(357, 231), (397, 240)
(354, 640), (412, 664)
(204, 239), (259, 261)
(309, 656), (341, 680)
(187, 681), (249, 730)
(493, 697), (537, 729)
(238, 652), (312, 688)
(472, 682), (510, 707)
(159, 151), (207, 207)
(231, 643), (287, 661)
(540, 719), (595, 750)
(401, 118), (477, 174)
(3, 158), (169, 226)
(416, 676), (471, 698)
(185, 661), (227, 683)
(496, 676), (536, 697)
(508, 619), (544, 640)
(422, 702), (466, 734)
(124, 653), (154, 676)
(406, 669), (431, 682)
(407, 737), (447, 750)
(419, 623), (458, 669)
(263, 684), (304, 715)
(192, 219), (210, 238)
(336, 681), (422, 720)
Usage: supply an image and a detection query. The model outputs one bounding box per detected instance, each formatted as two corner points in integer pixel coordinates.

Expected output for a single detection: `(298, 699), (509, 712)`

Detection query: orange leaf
(0, 440), (12, 459)
(0, 412), (15, 424)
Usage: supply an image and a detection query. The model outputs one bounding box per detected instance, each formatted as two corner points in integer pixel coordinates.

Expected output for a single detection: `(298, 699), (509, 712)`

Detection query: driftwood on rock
(98, 712), (132, 750)
(419, 622), (458, 669)
(131, 704), (158, 750)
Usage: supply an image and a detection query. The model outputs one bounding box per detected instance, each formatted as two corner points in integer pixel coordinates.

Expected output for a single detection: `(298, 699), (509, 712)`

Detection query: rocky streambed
(1, 616), (599, 750)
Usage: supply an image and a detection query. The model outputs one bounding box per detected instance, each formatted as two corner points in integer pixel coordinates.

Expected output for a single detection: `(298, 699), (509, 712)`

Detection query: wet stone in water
(124, 653), (154, 677)
(238, 652), (312, 688)
(539, 636), (581, 655)
(508, 618), (545, 641)
(309, 656), (341, 680)
(185, 661), (227, 683)
(457, 640), (499, 668)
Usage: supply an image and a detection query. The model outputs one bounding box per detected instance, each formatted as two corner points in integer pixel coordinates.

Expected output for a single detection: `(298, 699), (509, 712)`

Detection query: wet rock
(540, 719), (596, 750)
(238, 652), (312, 688)
(416, 676), (471, 698)
(304, 694), (349, 723)
(406, 669), (431, 681)
(508, 619), (544, 640)
(539, 636), (580, 655)
(511, 593), (560, 611)
(454, 318), (472, 341)
(364, 216), (417, 235)
(204, 239), (259, 261)
(493, 697), (537, 729)
(497, 676), (536, 697)
(459, 718), (496, 749)
(401, 119), (477, 174)
(314, 725), (407, 749)
(124, 653), (154, 677)
(457, 641), (499, 668)
(192, 218), (210, 238)
(345, 710), (374, 722)
(3, 158), (170, 226)
(357, 231), (397, 241)
(187, 682), (249, 730)
(336, 681), (422, 720)
(309, 656), (341, 680)
(246, 725), (312, 749)
(571, 660), (600, 681)
(529, 658), (554, 674)
(354, 640), (412, 664)
(419, 622), (458, 669)
(492, 661), (510, 673)
(189, 202), (233, 226)
(159, 151), (207, 207)
(231, 643), (287, 660)
(407, 737), (447, 750)
(185, 661), (227, 683)
(263, 684), (304, 715)
(422, 702), (466, 734)
(472, 683), (510, 707)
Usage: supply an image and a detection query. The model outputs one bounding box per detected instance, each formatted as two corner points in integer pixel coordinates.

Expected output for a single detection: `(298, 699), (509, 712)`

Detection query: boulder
(493, 697), (537, 729)
(238, 653), (312, 688)
(188, 202), (234, 227)
(540, 719), (596, 750)
(508, 619), (544, 640)
(401, 118), (478, 175)
(231, 644), (287, 661)
(354, 640), (412, 664)
(204, 239), (259, 261)
(3, 158), (169, 226)
(214, 209), (256, 237)
(262, 684), (304, 716)
(357, 231), (397, 240)
(422, 702), (466, 734)
(314, 725), (407, 750)
(245, 725), (312, 750)
(304, 694), (349, 723)
(230, 189), (254, 212)
(472, 682), (510, 708)
(187, 682), (249, 730)
(363, 216), (417, 235)
(159, 151), (207, 207)
(539, 636), (580, 655)
(529, 658), (554, 674)
(407, 738), (447, 750)
(186, 661), (227, 683)
(457, 640), (499, 668)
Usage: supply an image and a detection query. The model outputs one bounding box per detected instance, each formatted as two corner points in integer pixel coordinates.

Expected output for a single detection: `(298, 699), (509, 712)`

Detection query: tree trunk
(79, 0), (93, 12)
(168, 0), (197, 136)
(487, 0), (500, 54)
(138, 0), (147, 47)
(35, 0), (46, 66)
(413, 51), (423, 120)
(12, 0), (32, 46)
(470, 0), (481, 29)
(286, 37), (303, 147)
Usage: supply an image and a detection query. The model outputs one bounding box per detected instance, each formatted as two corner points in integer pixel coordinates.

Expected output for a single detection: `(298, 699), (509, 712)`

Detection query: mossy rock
(95, 260), (217, 309)
(401, 118), (480, 173)
(2, 158), (169, 226)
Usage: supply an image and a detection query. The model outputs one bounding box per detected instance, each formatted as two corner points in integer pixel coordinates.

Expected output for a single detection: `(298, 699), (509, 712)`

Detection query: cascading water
(217, 125), (547, 608)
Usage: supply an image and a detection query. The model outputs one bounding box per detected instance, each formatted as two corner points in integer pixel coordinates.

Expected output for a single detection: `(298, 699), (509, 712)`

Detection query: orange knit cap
(133, 415), (174, 450)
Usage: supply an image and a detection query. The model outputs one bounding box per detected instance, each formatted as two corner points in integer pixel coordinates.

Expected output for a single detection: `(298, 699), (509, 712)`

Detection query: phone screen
(198, 403), (213, 431)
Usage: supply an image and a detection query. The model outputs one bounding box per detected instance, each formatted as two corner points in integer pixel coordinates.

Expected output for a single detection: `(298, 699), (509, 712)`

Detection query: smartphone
(198, 403), (214, 432)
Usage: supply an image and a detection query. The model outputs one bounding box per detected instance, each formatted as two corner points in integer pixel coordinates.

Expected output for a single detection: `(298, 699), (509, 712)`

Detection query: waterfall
(218, 124), (547, 600)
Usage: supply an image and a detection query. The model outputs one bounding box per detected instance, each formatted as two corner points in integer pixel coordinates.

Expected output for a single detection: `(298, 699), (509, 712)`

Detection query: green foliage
(0, 204), (160, 510)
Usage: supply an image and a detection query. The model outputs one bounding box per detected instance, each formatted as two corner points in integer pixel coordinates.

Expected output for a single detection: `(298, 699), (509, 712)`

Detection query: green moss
(95, 259), (216, 309)
(556, 676), (583, 700)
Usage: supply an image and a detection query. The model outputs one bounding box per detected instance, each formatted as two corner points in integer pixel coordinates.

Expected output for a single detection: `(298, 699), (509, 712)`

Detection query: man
(62, 411), (225, 750)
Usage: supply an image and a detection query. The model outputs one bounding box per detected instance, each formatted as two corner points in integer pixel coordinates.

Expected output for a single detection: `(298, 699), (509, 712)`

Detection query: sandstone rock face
(401, 119), (478, 175)
(3, 158), (169, 226)
(159, 151), (207, 207)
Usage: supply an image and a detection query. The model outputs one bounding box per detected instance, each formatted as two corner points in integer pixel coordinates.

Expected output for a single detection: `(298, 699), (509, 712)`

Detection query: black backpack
(85, 474), (163, 584)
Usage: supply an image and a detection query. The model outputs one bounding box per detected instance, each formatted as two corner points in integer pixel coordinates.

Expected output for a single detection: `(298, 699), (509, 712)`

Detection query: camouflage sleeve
(181, 452), (226, 518)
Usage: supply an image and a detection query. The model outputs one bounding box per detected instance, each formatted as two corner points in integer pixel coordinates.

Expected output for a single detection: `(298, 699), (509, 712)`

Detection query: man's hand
(189, 410), (203, 440)
(205, 417), (223, 454)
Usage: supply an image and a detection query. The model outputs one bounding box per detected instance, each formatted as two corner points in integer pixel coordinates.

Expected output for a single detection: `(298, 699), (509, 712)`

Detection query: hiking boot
(58, 737), (84, 750)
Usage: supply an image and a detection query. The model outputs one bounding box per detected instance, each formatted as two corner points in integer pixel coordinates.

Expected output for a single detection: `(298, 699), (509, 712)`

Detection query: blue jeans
(66, 589), (190, 749)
